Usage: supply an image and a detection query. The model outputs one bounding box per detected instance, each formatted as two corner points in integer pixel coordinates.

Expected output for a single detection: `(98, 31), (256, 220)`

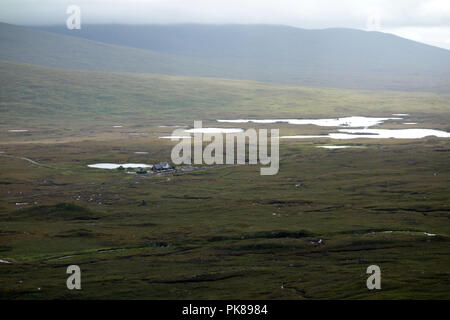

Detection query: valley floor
(0, 123), (449, 299)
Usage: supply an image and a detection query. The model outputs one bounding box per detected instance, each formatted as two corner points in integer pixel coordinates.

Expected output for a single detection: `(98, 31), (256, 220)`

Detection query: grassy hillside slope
(1, 60), (449, 132)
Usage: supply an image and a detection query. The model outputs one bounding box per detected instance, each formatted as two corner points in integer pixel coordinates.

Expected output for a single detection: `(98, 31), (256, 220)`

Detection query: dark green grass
(0, 138), (448, 299)
(0, 59), (448, 299)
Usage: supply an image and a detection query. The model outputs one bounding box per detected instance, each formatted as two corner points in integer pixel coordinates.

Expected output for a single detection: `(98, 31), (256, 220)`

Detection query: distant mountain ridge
(1, 22), (449, 92)
(38, 24), (449, 60)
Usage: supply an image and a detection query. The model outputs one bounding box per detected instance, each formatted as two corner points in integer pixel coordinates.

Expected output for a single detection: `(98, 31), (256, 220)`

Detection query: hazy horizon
(0, 0), (449, 50)
(18, 22), (447, 53)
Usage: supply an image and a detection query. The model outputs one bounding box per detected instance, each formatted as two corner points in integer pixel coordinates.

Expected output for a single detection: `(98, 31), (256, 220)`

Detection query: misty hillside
(40, 24), (450, 70)
(1, 22), (450, 91)
(0, 22), (219, 76)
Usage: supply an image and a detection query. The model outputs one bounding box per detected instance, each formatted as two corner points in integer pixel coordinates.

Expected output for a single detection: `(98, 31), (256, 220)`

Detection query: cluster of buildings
(117, 162), (196, 175)
(135, 162), (173, 174)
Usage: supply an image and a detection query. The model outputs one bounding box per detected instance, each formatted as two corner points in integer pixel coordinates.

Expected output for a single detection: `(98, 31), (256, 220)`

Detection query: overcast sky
(1, 0), (449, 49)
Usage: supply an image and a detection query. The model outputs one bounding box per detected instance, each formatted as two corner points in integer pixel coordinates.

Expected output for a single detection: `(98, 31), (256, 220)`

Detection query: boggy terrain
(0, 60), (449, 299)
(1, 131), (449, 299)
